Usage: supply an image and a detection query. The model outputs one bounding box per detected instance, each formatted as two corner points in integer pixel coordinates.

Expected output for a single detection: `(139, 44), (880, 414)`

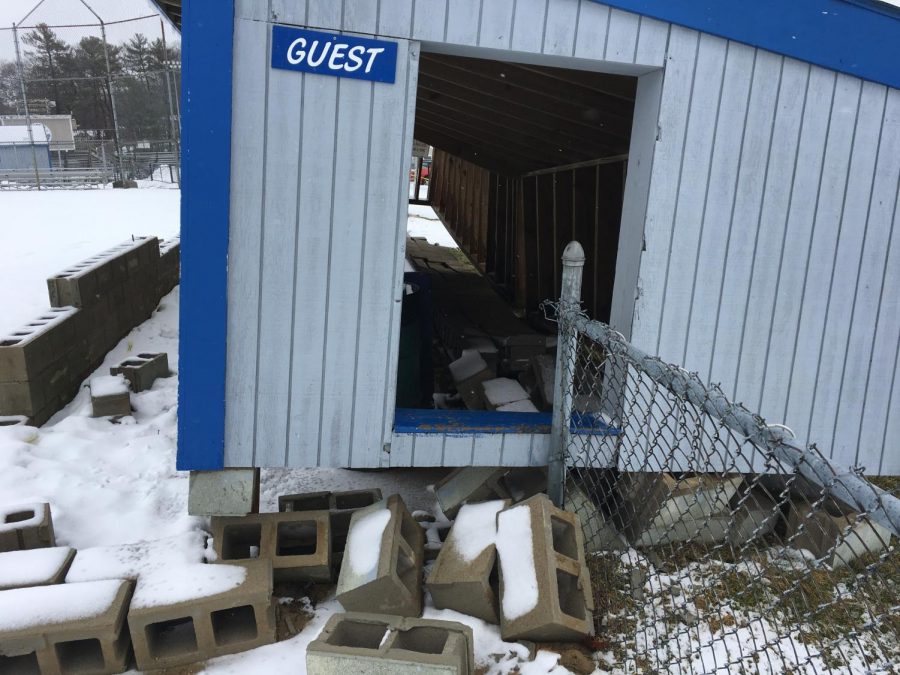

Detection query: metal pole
(12, 23), (42, 190)
(414, 156), (423, 201)
(160, 19), (180, 186)
(548, 241), (585, 507)
(98, 21), (124, 182)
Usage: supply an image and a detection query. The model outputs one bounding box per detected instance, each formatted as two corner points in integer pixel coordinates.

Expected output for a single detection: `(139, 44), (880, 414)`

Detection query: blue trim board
(394, 408), (619, 436)
(596, 0), (900, 90)
(176, 0), (234, 470)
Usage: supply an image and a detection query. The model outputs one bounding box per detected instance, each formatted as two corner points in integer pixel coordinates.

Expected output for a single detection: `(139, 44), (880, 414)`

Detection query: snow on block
(127, 561), (275, 671)
(188, 468), (260, 516)
(495, 494), (594, 642)
(434, 467), (546, 520)
(0, 578), (133, 675)
(210, 510), (332, 582)
(0, 547), (75, 591)
(0, 502), (55, 553)
(448, 349), (494, 410)
(0, 415), (28, 427)
(481, 377), (530, 410)
(109, 352), (169, 393)
(307, 612), (475, 675)
(427, 500), (509, 624)
(89, 375), (131, 418)
(496, 399), (539, 413)
(785, 499), (891, 569)
(336, 495), (424, 617)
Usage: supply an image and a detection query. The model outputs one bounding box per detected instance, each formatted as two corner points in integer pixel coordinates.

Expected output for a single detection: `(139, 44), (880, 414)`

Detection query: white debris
(346, 507), (391, 577)
(0, 546), (72, 589)
(495, 504), (539, 620)
(451, 500), (506, 562)
(449, 349), (489, 383)
(0, 579), (125, 631)
(90, 374), (130, 397)
(482, 378), (529, 407)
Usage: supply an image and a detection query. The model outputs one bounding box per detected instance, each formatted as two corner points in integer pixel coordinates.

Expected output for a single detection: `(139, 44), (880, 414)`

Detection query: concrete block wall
(0, 237), (180, 425)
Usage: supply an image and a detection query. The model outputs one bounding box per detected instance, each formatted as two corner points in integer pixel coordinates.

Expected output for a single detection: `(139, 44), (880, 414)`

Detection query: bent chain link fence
(545, 301), (900, 674)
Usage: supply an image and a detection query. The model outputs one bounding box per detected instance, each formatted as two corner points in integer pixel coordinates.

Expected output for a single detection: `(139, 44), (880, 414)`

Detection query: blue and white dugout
(155, 0), (900, 476)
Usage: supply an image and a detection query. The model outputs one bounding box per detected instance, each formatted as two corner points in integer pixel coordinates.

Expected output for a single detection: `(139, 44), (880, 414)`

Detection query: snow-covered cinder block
(448, 349), (494, 410)
(0, 415), (28, 427)
(127, 561), (275, 671)
(211, 510), (331, 582)
(427, 500), (509, 624)
(0, 547), (75, 591)
(495, 494), (594, 642)
(481, 378), (531, 411)
(336, 495), (424, 617)
(0, 578), (133, 675)
(109, 352), (169, 393)
(785, 499), (892, 569)
(0, 502), (55, 553)
(89, 375), (131, 418)
(306, 612), (475, 675)
(434, 467), (546, 520)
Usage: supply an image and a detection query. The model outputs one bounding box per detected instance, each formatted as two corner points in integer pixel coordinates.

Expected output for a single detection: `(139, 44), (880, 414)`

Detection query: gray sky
(0, 0), (176, 62)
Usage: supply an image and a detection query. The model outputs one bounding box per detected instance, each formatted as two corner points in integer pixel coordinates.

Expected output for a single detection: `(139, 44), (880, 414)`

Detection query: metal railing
(0, 166), (113, 189)
(547, 241), (899, 673)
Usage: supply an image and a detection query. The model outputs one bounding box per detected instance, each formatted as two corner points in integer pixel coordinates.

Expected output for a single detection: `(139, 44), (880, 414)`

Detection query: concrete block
(109, 352), (169, 393)
(128, 562), (275, 671)
(0, 547), (75, 591)
(336, 495), (424, 617)
(496, 494), (594, 642)
(0, 579), (133, 675)
(307, 612), (475, 675)
(500, 334), (546, 372)
(726, 488), (781, 547)
(0, 308), (80, 383)
(786, 500), (892, 569)
(210, 510), (331, 582)
(188, 468), (260, 516)
(565, 480), (627, 553)
(90, 376), (131, 418)
(531, 354), (556, 409)
(0, 415), (28, 427)
(427, 500), (509, 623)
(462, 335), (498, 371)
(448, 349), (494, 410)
(434, 467), (546, 520)
(0, 503), (55, 553)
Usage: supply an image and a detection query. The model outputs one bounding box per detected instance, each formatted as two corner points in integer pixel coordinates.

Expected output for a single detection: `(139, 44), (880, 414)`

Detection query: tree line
(0, 24), (181, 142)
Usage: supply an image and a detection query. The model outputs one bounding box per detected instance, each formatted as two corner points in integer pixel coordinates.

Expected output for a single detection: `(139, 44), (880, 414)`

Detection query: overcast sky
(0, 0), (176, 63)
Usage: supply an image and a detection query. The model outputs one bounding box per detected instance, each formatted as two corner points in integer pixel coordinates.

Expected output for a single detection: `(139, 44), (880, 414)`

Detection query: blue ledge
(394, 408), (619, 435)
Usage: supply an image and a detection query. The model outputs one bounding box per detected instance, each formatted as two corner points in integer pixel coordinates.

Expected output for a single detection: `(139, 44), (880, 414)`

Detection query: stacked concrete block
(435, 467), (547, 519)
(336, 495), (424, 617)
(109, 352), (169, 393)
(0, 502), (55, 552)
(278, 488), (382, 566)
(0, 308), (83, 426)
(427, 500), (509, 623)
(307, 612), (475, 675)
(448, 349), (494, 410)
(0, 547), (75, 591)
(188, 468), (260, 516)
(128, 562), (275, 671)
(785, 500), (892, 568)
(157, 235), (181, 296)
(90, 375), (131, 418)
(495, 494), (594, 642)
(210, 511), (331, 582)
(0, 578), (133, 675)
(617, 473), (743, 546)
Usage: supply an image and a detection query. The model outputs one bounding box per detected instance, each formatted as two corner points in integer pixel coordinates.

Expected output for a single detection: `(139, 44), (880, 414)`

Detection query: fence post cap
(562, 241), (585, 266)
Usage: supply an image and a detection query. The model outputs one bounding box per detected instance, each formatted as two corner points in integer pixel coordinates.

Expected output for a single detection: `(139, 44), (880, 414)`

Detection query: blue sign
(271, 25), (397, 84)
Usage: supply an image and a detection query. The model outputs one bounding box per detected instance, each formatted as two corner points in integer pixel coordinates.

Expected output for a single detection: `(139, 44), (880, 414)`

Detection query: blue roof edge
(596, 0), (900, 90)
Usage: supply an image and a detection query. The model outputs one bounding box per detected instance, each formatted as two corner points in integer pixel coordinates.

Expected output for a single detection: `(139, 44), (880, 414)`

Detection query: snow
(0, 579), (126, 632)
(450, 500), (505, 563)
(0, 123), (50, 144)
(497, 399), (539, 413)
(66, 532), (206, 583)
(346, 507), (391, 577)
(495, 505), (539, 620)
(0, 546), (72, 589)
(0, 502), (44, 531)
(407, 203), (457, 247)
(0, 189), (180, 335)
(131, 563), (248, 610)
(89, 374), (129, 397)
(449, 349), (488, 383)
(482, 378), (530, 407)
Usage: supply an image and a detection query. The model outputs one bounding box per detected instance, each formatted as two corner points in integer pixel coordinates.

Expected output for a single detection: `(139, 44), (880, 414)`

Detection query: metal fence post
(12, 23), (42, 190)
(548, 241), (584, 507)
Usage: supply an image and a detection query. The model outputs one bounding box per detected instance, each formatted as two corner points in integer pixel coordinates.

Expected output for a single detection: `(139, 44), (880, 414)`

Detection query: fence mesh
(547, 302), (900, 674)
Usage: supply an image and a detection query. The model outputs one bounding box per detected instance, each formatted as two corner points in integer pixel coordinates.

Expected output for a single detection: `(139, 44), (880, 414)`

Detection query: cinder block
(427, 500), (509, 623)
(211, 510), (331, 582)
(307, 612), (475, 675)
(109, 352), (169, 393)
(726, 488), (781, 547)
(0, 415), (27, 427)
(565, 480), (627, 553)
(495, 494), (594, 642)
(500, 334), (546, 372)
(481, 378), (531, 411)
(278, 489), (383, 566)
(0, 503), (55, 553)
(189, 469), (260, 516)
(0, 579), (133, 675)
(448, 349), (494, 410)
(336, 495), (424, 617)
(531, 354), (556, 409)
(128, 562), (275, 671)
(0, 547), (75, 591)
(0, 308), (80, 383)
(90, 376), (131, 418)
(435, 467), (546, 520)
(785, 499), (891, 568)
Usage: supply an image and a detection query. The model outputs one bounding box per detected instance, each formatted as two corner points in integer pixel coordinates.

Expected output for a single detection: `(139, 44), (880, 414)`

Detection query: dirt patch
(275, 597), (315, 641)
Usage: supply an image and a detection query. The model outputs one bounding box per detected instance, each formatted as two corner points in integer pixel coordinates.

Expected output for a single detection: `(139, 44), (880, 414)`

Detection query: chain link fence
(544, 271), (899, 672)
